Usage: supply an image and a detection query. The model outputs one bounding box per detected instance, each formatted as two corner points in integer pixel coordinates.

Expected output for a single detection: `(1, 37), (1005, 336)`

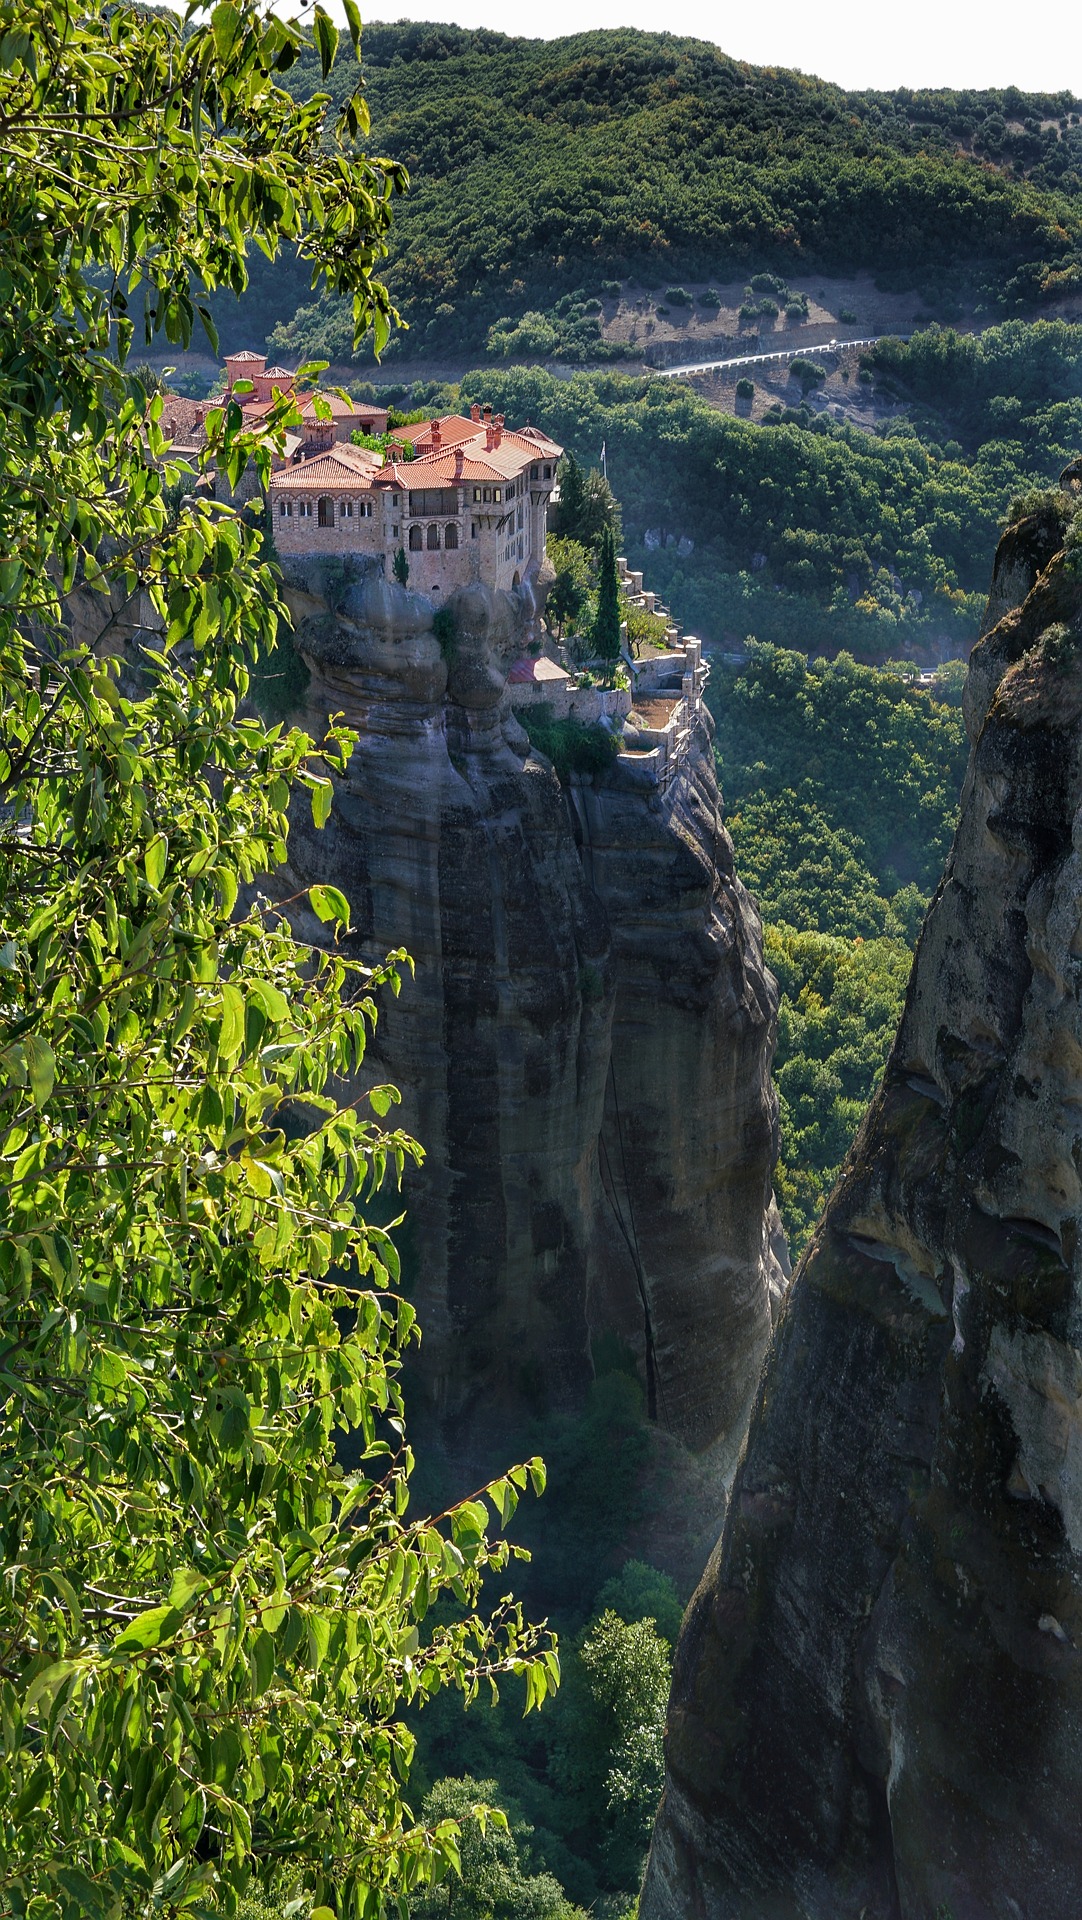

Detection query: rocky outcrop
(642, 493), (1082, 1919)
(280, 557), (782, 1463)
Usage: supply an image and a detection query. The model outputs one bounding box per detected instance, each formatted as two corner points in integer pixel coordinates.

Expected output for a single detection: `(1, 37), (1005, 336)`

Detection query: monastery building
(206, 352), (561, 596)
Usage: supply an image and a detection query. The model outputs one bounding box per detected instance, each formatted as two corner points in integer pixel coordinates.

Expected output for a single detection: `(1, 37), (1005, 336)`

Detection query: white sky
(347, 0), (1082, 96)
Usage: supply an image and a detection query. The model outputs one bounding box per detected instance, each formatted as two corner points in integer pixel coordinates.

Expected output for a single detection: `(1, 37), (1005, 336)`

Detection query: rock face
(642, 497), (1082, 1919)
(280, 556), (782, 1463)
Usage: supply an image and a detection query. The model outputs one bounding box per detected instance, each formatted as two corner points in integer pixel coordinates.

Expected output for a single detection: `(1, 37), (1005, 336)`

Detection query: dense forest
(321, 318), (1082, 658)
(213, 26), (1082, 364)
(710, 645), (968, 1251)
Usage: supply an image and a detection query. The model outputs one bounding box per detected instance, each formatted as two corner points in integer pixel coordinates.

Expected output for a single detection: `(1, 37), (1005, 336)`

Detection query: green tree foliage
(409, 1780), (583, 1920)
(789, 356), (826, 395)
(767, 928), (913, 1254)
(550, 455), (587, 542)
(592, 528), (622, 663)
(243, 28), (1082, 362)
(545, 538), (593, 637)
(549, 1614), (670, 1890)
(394, 546), (411, 586)
(457, 366), (1014, 652)
(728, 789), (925, 941)
(517, 707), (621, 779)
(0, 5), (556, 1914)
(714, 644), (968, 895)
(713, 645), (969, 1255)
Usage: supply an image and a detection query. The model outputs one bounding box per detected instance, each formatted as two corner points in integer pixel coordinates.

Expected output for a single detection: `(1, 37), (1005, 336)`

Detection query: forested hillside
(325, 321), (1081, 658)
(710, 645), (968, 1251)
(215, 25), (1082, 363)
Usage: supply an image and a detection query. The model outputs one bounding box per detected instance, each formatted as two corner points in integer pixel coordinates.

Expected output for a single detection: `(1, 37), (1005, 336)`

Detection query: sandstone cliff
(642, 491), (1082, 1918)
(278, 557), (782, 1466)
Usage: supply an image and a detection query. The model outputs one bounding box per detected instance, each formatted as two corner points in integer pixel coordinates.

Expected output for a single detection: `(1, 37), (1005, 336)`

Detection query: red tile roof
(507, 655), (571, 685)
(268, 444), (382, 492)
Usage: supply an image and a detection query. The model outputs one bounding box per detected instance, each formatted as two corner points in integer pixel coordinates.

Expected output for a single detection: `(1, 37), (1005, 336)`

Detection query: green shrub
(519, 704), (621, 778)
(735, 377), (755, 400)
(663, 285), (692, 306)
(698, 288), (722, 308)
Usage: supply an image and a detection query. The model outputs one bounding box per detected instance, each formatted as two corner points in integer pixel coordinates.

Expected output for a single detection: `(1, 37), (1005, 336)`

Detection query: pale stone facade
(267, 398), (562, 597)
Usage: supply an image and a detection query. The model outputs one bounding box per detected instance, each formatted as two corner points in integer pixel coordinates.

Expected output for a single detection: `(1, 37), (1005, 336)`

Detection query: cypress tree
(552, 450), (587, 540)
(593, 524), (622, 665)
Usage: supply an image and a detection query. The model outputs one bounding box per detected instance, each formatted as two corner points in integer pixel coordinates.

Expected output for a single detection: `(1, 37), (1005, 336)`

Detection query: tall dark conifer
(593, 524), (622, 665)
(552, 451), (587, 540)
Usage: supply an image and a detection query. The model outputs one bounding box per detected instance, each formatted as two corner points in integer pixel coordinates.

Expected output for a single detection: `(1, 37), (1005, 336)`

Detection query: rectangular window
(543, 465), (552, 480)
(471, 521), (478, 539)
(516, 505), (523, 531)
(392, 493), (400, 506)
(474, 487), (482, 503)
(392, 524), (399, 537)
(494, 488), (502, 503)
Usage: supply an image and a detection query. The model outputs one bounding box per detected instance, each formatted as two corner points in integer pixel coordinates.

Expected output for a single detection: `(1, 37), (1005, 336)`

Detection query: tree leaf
(308, 882), (351, 930)
(144, 833), (168, 889)
(313, 7), (338, 76)
(111, 1605), (184, 1657)
(23, 1033), (55, 1106)
(309, 775), (333, 829)
(218, 982), (245, 1060)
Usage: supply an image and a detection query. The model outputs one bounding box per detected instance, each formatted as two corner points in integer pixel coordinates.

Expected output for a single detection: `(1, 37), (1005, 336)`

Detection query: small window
(392, 493), (400, 506)
(299, 500), (313, 518)
(340, 500), (353, 518)
(408, 526), (423, 551)
(426, 523), (440, 550)
(278, 500), (292, 518)
(516, 505), (523, 531)
(474, 487), (482, 503)
(494, 488), (502, 503)
(359, 501), (373, 518)
(392, 524), (399, 537)
(483, 487), (492, 503)
(471, 521), (478, 539)
(506, 482), (514, 500)
(543, 465), (551, 480)
(317, 496), (334, 527)
(444, 523), (459, 549)
(530, 464), (539, 480)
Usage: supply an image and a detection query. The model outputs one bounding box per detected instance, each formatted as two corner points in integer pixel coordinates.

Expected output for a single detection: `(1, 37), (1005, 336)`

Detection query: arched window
(444, 523), (459, 550)
(317, 496), (334, 527)
(408, 525), (423, 551)
(426, 524), (440, 550)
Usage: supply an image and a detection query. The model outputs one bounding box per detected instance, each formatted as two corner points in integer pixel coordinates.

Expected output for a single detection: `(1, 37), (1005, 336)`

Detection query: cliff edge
(641, 490), (1082, 1917)
(279, 558), (783, 1469)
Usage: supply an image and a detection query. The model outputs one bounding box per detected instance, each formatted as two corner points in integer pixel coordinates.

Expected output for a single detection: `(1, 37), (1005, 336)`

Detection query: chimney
(482, 404), (492, 424)
(454, 446), (464, 478)
(493, 412), (504, 448)
(470, 403), (481, 423)
(485, 421), (495, 451)
(431, 419), (442, 451)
